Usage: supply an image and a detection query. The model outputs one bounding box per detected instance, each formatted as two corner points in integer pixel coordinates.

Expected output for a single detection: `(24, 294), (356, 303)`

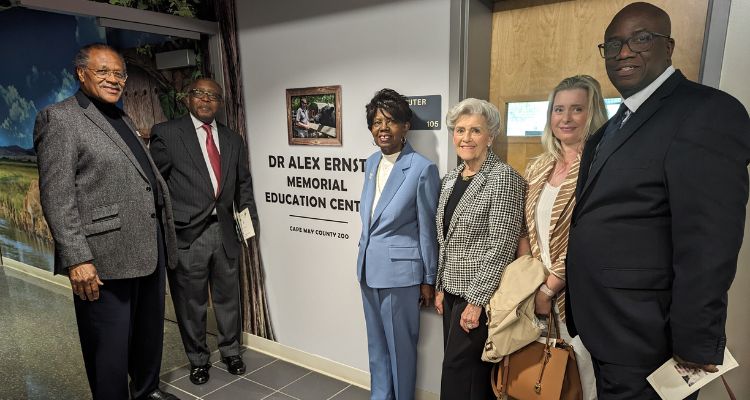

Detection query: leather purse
(491, 313), (582, 400)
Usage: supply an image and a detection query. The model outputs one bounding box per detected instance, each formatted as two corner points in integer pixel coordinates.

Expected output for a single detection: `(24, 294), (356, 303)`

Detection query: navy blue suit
(357, 142), (440, 400)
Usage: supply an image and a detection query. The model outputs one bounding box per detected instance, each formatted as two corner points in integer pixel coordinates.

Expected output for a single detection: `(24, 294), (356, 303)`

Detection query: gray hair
(445, 98), (502, 138)
(73, 43), (126, 77)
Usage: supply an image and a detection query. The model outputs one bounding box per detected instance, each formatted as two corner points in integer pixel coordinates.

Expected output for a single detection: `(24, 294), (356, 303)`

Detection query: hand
(68, 262), (103, 301)
(460, 303), (482, 333)
(534, 290), (553, 316)
(674, 355), (719, 373)
(434, 291), (444, 315)
(419, 284), (435, 308)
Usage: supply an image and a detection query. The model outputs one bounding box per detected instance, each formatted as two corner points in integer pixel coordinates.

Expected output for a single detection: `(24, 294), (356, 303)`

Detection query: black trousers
(591, 356), (699, 400)
(440, 291), (495, 400)
(169, 220), (241, 366)
(74, 265), (165, 400)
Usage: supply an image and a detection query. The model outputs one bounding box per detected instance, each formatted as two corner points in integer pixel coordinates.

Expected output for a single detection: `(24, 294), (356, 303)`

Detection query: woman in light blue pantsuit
(357, 89), (440, 400)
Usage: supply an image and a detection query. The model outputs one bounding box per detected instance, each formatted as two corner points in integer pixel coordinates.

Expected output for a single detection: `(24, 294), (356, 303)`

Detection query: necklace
(461, 173), (476, 181)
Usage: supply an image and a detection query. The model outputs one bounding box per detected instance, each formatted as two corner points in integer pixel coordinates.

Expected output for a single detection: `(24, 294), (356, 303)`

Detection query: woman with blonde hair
(517, 75), (608, 400)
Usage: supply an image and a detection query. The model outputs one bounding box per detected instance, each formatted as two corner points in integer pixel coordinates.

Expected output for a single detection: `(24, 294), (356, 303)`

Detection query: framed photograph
(286, 85), (342, 146)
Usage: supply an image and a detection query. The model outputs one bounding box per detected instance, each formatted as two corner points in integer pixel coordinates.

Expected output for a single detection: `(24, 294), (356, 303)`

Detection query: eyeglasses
(188, 88), (223, 102)
(371, 118), (401, 129)
(87, 68), (128, 81)
(598, 31), (671, 59)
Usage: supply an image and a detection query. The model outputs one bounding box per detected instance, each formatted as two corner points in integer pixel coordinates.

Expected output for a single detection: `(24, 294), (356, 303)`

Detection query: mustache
(101, 82), (123, 90)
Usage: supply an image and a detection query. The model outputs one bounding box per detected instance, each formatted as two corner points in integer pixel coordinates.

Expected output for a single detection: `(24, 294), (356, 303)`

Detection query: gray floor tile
(161, 364), (191, 383)
(161, 382), (199, 400)
(246, 360), (310, 390)
(329, 385), (371, 400)
(243, 349), (278, 372)
(170, 366), (241, 397)
(202, 378), (275, 400)
(264, 392), (298, 400)
(280, 371), (349, 400)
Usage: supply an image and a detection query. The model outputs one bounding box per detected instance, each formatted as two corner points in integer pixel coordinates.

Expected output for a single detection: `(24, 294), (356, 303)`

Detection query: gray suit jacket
(34, 94), (177, 279)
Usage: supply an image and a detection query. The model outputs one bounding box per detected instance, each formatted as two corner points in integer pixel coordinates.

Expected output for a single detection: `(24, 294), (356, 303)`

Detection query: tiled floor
(159, 349), (370, 400)
(0, 264), (369, 400)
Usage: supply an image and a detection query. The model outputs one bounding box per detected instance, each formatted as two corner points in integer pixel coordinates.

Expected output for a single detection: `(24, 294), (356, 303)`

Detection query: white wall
(236, 0), (455, 395)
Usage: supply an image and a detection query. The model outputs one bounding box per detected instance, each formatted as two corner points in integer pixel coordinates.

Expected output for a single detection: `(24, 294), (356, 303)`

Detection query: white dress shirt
(623, 65), (676, 114)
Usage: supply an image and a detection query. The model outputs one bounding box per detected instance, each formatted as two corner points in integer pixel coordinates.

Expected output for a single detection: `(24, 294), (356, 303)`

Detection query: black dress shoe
(189, 364), (210, 385)
(222, 355), (246, 375)
(144, 389), (180, 400)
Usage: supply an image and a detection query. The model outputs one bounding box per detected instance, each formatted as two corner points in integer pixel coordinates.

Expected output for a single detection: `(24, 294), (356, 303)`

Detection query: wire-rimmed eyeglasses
(188, 88), (223, 102)
(87, 68), (128, 81)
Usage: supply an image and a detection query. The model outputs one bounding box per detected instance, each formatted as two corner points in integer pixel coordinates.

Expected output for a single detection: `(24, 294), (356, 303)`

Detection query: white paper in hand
(236, 208), (255, 240)
(647, 348), (738, 399)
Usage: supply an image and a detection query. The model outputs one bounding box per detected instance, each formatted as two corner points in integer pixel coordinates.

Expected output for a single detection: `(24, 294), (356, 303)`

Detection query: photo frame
(286, 85), (342, 146)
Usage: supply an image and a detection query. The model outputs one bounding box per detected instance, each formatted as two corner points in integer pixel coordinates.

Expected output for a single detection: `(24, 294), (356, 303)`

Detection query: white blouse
(535, 182), (561, 270)
(371, 151), (400, 217)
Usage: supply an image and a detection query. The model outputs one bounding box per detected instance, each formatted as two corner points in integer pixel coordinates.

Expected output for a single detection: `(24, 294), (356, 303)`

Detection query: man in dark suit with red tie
(566, 2), (750, 399)
(150, 78), (259, 385)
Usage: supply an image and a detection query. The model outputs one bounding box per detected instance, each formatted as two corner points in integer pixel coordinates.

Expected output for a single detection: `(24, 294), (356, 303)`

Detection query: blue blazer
(357, 142), (440, 288)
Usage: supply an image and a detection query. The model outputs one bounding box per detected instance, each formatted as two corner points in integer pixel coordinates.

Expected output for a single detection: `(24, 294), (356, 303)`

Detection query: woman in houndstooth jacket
(434, 98), (526, 400)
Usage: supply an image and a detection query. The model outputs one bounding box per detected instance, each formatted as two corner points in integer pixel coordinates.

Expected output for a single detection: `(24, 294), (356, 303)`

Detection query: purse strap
(531, 313), (556, 393)
(721, 376), (736, 400)
(489, 359), (510, 399)
(549, 305), (562, 340)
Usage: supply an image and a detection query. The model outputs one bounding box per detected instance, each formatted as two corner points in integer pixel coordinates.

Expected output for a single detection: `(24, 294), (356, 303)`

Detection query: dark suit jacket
(149, 115), (258, 259)
(566, 70), (750, 366)
(34, 93), (177, 279)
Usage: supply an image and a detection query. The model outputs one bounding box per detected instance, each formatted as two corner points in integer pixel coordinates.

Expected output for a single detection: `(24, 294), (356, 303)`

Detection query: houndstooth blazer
(435, 152), (526, 306)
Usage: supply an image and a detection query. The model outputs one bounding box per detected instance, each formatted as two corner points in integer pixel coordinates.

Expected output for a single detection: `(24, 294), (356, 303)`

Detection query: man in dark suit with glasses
(566, 3), (750, 399)
(150, 78), (259, 386)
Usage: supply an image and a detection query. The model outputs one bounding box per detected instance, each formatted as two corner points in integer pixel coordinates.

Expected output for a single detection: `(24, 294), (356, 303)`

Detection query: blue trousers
(360, 282), (421, 400)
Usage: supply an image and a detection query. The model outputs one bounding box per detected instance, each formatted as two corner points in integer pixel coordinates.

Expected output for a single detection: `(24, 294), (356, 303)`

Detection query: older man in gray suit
(34, 43), (179, 400)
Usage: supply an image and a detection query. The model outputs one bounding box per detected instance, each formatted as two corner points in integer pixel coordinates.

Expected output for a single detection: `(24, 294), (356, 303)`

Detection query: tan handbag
(491, 313), (582, 400)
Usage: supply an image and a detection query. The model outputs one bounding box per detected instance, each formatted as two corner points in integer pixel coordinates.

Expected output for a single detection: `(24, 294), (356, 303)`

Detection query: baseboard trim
(1, 257), (69, 288)
(242, 333), (369, 388)
(242, 333), (439, 400)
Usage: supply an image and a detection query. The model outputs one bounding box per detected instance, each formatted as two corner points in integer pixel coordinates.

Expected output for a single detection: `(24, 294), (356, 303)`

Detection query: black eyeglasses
(188, 88), (223, 102)
(87, 68), (128, 81)
(598, 31), (671, 59)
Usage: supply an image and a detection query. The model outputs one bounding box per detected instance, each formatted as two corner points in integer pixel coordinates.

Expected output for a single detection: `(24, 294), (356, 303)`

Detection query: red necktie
(201, 124), (221, 196)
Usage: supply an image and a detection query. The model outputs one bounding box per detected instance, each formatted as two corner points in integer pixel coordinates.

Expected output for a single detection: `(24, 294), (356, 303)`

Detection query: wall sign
(407, 95), (441, 130)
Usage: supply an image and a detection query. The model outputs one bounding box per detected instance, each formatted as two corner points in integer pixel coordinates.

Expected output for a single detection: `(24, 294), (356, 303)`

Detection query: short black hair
(73, 43), (125, 79)
(365, 88), (412, 129)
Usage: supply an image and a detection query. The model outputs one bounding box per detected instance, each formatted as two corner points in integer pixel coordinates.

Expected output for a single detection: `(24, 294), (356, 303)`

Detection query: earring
(401, 137), (407, 144)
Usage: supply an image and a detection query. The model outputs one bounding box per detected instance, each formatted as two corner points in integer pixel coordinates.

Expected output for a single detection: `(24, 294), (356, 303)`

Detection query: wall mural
(0, 8), (111, 271)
